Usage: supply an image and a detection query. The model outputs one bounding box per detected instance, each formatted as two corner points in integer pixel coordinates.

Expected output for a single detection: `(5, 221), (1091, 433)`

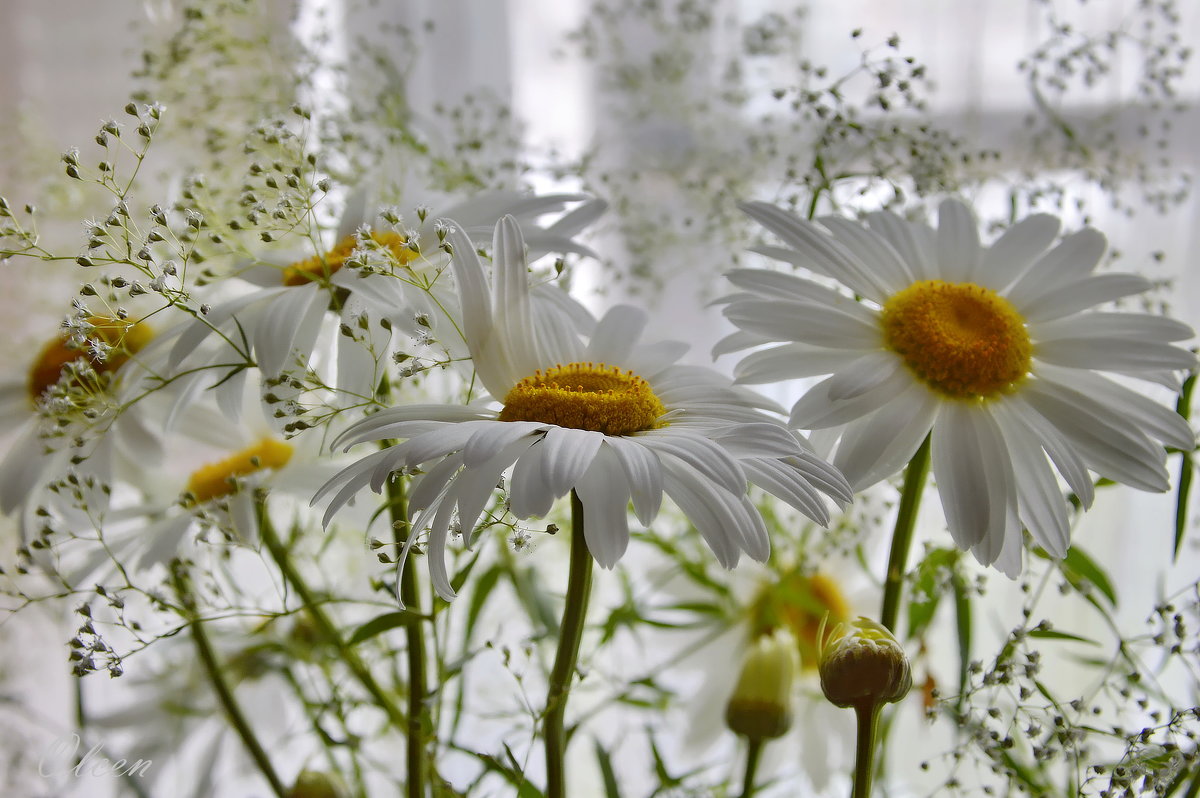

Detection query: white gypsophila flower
(314, 216), (853, 600)
(161, 191), (606, 408)
(0, 316), (164, 538)
(719, 198), (1197, 575)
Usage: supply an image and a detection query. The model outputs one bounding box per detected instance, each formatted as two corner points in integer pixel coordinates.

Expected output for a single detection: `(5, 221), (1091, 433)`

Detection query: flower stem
(171, 564), (288, 798)
(737, 738), (764, 798)
(544, 491), (594, 798)
(851, 703), (881, 798)
(258, 512), (408, 731)
(389, 478), (429, 798)
(880, 434), (932, 634)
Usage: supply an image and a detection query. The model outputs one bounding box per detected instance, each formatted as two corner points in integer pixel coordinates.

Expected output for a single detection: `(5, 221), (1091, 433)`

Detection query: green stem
(851, 703), (881, 798)
(544, 491), (594, 798)
(880, 434), (932, 634)
(259, 513), (408, 730)
(171, 565), (288, 798)
(737, 738), (764, 798)
(390, 478), (429, 798)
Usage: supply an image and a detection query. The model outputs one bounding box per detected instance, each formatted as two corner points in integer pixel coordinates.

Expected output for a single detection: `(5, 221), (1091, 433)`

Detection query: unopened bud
(818, 617), (911, 710)
(286, 770), (350, 798)
(724, 631), (797, 741)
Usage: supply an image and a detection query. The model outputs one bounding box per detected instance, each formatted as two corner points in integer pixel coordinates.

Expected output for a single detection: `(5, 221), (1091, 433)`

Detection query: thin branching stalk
(171, 564), (287, 798)
(258, 511), (408, 730)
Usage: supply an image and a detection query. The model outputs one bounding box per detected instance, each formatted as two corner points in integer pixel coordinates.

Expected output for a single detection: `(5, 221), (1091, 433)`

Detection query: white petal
(574, 445), (631, 567)
(1001, 395), (1095, 509)
(935, 199), (981, 283)
(789, 364), (915, 429)
(334, 405), (494, 448)
(1022, 380), (1169, 491)
(825, 351), (904, 401)
(1006, 228), (1107, 306)
(817, 215), (914, 292)
(1016, 273), (1152, 323)
(834, 384), (940, 489)
(409, 452), (466, 513)
(723, 297), (881, 349)
(713, 329), (771, 358)
(585, 305), (648, 364)
(457, 437), (540, 541)
(539, 426), (604, 498)
(1033, 311), (1195, 344)
(509, 437), (556, 518)
(865, 210), (937, 281)
(604, 436), (664, 525)
(1035, 337), (1196, 372)
(491, 216), (541, 379)
(992, 408), (1070, 557)
(732, 343), (850, 384)
(931, 404), (1011, 552)
(706, 422), (804, 460)
(634, 429), (746, 494)
(740, 201), (889, 301)
(978, 214), (1061, 292)
(462, 421), (543, 468)
(741, 456), (831, 525)
(1036, 365), (1194, 450)
(255, 282), (326, 376)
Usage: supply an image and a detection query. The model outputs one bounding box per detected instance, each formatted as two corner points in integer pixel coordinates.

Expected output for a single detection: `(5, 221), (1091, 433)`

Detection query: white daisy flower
(163, 191), (605, 405)
(314, 216), (852, 600)
(42, 377), (340, 587)
(720, 198), (1197, 574)
(0, 315), (163, 537)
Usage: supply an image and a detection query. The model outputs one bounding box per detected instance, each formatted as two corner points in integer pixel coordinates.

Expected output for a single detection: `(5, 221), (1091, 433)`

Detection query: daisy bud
(725, 632), (797, 741)
(286, 770), (350, 798)
(819, 617), (912, 710)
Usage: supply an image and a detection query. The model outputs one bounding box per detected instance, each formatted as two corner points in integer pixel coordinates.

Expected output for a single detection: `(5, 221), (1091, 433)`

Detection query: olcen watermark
(38, 733), (152, 780)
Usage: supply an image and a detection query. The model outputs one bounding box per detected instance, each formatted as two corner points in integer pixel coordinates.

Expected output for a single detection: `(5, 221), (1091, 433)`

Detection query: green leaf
(906, 547), (958, 640)
(1027, 629), (1100, 646)
(1061, 547), (1118, 607)
(1174, 373), (1196, 561)
(593, 739), (623, 798)
(346, 610), (426, 646)
(951, 569), (972, 708)
(1033, 545), (1117, 607)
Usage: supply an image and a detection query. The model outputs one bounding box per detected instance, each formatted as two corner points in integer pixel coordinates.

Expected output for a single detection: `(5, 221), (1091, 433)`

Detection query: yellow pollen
(282, 231), (418, 286)
(185, 438), (294, 503)
(27, 316), (155, 403)
(749, 571), (851, 671)
(881, 280), (1031, 400)
(498, 362), (666, 436)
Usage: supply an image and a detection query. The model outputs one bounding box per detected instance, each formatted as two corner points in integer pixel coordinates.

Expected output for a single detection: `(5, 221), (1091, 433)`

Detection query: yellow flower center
(185, 438), (294, 503)
(881, 280), (1031, 400)
(27, 316), (155, 403)
(749, 571), (850, 671)
(498, 362), (666, 436)
(282, 231), (417, 286)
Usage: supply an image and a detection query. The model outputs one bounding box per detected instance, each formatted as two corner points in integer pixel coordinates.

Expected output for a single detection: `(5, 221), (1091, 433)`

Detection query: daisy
(314, 216), (852, 600)
(720, 198), (1197, 574)
(0, 314), (162, 538)
(163, 192), (605, 406)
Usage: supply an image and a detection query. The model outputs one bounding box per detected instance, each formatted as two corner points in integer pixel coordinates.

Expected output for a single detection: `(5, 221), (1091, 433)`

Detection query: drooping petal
(574, 445), (632, 568)
(604, 436), (664, 525)
(833, 383), (940, 490)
